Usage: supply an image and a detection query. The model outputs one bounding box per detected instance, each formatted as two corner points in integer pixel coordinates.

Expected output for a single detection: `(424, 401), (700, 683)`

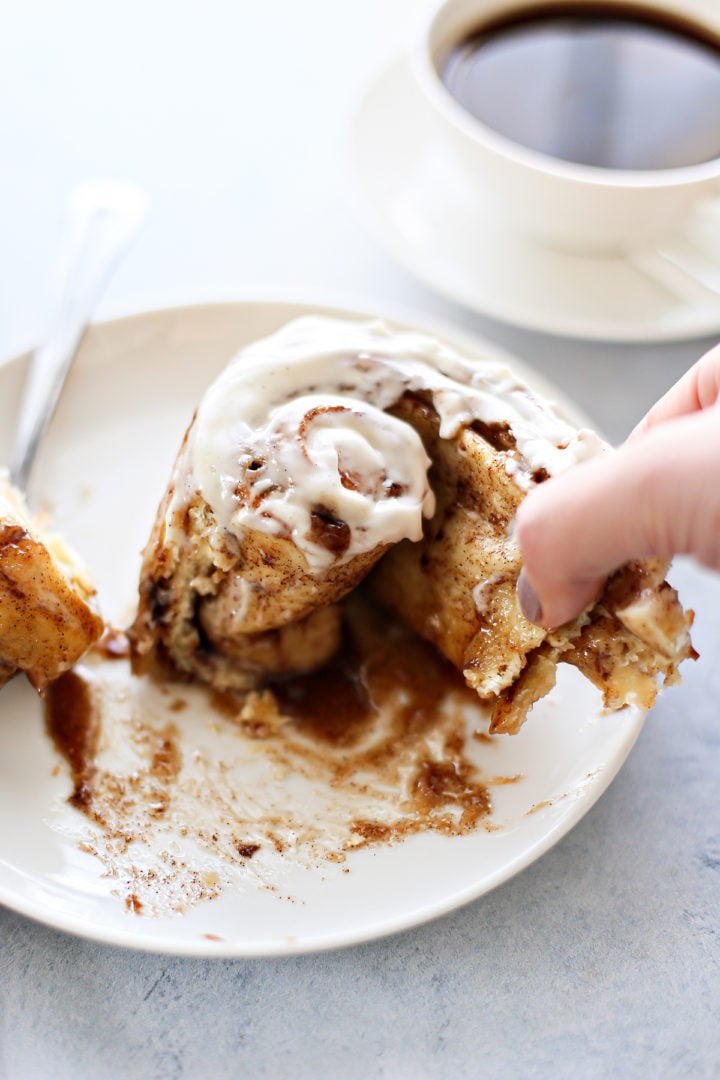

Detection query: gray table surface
(1, 2), (719, 1077)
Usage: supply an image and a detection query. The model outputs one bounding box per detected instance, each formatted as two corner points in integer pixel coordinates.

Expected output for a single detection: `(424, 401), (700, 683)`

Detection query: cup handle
(627, 194), (720, 305)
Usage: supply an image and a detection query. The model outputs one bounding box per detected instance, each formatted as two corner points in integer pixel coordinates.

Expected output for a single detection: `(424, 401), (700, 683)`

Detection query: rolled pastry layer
(130, 316), (695, 730)
(0, 471), (104, 692)
(373, 394), (696, 733)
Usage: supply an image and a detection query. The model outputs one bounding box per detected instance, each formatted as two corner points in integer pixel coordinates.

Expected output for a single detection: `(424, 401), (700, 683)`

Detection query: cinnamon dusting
(43, 591), (497, 916)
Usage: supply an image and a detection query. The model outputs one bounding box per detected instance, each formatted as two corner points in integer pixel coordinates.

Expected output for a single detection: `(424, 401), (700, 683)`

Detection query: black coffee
(442, 3), (720, 169)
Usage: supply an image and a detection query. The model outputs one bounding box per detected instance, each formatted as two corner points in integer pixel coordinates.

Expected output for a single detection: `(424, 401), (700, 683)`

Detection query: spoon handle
(10, 179), (149, 491)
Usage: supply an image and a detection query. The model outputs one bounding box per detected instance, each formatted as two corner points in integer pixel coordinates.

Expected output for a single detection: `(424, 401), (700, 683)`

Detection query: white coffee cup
(412, 0), (720, 254)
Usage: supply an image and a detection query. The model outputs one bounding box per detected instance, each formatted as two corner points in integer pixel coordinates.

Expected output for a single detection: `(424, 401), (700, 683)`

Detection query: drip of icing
(188, 316), (605, 572)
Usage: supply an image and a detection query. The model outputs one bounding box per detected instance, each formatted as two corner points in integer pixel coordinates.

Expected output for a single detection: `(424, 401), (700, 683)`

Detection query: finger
(516, 406), (720, 628)
(630, 342), (720, 441)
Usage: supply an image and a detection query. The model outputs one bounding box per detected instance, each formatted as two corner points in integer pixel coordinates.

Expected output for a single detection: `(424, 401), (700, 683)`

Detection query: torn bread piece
(129, 315), (695, 730)
(372, 394), (696, 733)
(0, 471), (104, 692)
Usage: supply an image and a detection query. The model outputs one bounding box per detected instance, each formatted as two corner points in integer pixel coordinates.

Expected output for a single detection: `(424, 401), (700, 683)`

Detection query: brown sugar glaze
(250, 590), (492, 835)
(45, 589), (500, 915)
(44, 670), (99, 814)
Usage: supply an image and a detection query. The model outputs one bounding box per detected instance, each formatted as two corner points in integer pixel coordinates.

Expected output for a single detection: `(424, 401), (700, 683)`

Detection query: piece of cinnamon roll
(0, 471), (104, 692)
(372, 394), (695, 733)
(129, 315), (695, 730)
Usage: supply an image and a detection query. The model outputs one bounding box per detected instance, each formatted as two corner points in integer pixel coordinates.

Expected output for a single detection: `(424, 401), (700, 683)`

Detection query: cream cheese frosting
(184, 316), (605, 572)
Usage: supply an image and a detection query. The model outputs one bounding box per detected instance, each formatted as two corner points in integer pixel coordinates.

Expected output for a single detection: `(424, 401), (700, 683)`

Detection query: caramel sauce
(264, 592), (493, 838)
(210, 689), (242, 719)
(410, 753), (490, 830)
(44, 591), (500, 915)
(47, 672), (182, 838)
(271, 633), (372, 748)
(236, 843), (260, 859)
(274, 591), (470, 755)
(45, 669), (99, 813)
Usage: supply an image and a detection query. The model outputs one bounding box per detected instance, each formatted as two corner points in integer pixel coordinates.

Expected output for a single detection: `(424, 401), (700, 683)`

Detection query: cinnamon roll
(129, 316), (695, 730)
(0, 471), (104, 692)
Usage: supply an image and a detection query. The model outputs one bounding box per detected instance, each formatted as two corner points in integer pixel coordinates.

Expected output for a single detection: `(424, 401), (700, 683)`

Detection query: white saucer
(348, 58), (720, 342)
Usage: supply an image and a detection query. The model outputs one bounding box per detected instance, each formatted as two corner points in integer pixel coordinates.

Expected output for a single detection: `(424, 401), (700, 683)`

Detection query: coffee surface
(442, 4), (720, 170)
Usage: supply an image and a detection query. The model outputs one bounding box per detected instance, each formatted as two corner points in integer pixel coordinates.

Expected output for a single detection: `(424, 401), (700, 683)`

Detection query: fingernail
(517, 569), (543, 625)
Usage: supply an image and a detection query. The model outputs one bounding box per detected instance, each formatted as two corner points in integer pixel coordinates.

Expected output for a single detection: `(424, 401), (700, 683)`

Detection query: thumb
(515, 406), (720, 628)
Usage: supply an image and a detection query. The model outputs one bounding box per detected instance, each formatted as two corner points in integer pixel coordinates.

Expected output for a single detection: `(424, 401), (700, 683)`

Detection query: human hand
(516, 344), (720, 629)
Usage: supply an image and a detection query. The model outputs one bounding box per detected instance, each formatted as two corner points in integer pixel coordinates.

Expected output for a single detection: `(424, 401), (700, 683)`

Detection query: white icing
(188, 316), (606, 572)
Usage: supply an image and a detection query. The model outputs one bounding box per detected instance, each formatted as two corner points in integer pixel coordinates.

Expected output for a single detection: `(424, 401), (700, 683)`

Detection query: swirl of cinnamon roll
(189, 316), (603, 564)
(130, 316), (695, 730)
(194, 394), (434, 572)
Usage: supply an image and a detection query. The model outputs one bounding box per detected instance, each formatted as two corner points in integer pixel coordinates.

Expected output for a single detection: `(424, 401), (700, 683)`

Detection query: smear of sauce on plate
(45, 592), (503, 917)
(44, 669), (99, 814)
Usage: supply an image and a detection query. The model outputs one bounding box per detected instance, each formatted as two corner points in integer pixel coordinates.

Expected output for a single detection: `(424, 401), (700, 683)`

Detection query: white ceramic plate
(0, 301), (645, 956)
(348, 59), (720, 342)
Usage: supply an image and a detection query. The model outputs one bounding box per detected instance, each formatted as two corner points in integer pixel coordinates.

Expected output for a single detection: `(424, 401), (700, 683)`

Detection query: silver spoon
(10, 179), (149, 491)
